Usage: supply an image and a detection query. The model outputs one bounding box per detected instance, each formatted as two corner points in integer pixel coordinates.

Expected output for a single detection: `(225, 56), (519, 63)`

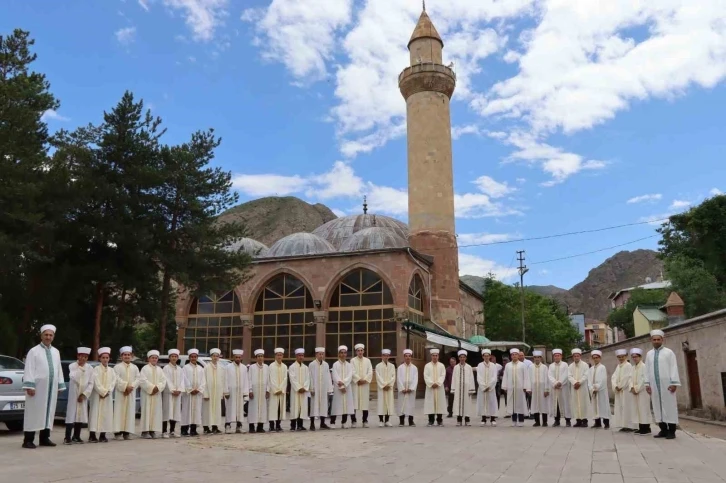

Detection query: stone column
(240, 314), (253, 365)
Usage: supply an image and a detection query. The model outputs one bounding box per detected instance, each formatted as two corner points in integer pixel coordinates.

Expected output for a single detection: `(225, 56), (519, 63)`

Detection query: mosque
(174, 8), (486, 378)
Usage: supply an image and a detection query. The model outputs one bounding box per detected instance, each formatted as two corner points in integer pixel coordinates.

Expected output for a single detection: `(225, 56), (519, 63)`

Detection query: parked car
(156, 354), (230, 368)
(0, 355), (26, 431)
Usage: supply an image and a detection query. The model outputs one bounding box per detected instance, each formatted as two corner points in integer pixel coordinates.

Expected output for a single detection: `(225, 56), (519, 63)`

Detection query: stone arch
(407, 270), (428, 322)
(245, 266), (318, 315)
(322, 262), (399, 310)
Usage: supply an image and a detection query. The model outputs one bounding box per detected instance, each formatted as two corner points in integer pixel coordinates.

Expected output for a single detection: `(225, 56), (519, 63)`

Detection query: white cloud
(539, 269), (549, 275)
(331, 208), (347, 217)
(457, 233), (519, 246)
(627, 193), (662, 204)
(40, 109), (69, 122)
(709, 188), (723, 196)
(138, 0), (150, 11)
(231, 173), (308, 196)
(163, 0), (228, 42)
(115, 26), (137, 45)
(472, 175), (515, 198)
(516, 178), (526, 184)
(459, 253), (518, 280)
(669, 199), (691, 210)
(451, 125), (481, 140)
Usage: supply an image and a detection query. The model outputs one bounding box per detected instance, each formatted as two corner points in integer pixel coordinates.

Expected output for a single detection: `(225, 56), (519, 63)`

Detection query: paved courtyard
(2, 405), (726, 483)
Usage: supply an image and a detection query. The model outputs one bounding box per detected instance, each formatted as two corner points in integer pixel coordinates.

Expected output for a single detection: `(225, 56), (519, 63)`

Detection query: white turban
(552, 349), (563, 355)
(295, 348), (305, 355)
(533, 350), (543, 357)
(210, 348), (222, 356)
(187, 348), (199, 355)
(98, 347), (111, 356)
(481, 349), (491, 355)
(254, 349), (264, 356)
(274, 347), (284, 354)
(338, 345), (348, 352)
(430, 349), (440, 355)
(168, 349), (180, 356)
(40, 324), (56, 334)
(592, 350), (602, 357)
(571, 348), (582, 355)
(381, 349), (391, 355)
(650, 329), (665, 337)
(457, 350), (467, 356)
(509, 348), (519, 355)
(315, 347), (325, 353)
(147, 350), (160, 357)
(615, 349), (627, 356)
(120, 346), (133, 355)
(403, 349), (413, 356)
(630, 348), (643, 355)
(354, 343), (365, 350)
(77, 347), (91, 355)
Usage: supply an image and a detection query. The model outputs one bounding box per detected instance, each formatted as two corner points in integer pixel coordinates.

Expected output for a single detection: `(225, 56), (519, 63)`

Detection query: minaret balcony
(398, 62), (456, 100)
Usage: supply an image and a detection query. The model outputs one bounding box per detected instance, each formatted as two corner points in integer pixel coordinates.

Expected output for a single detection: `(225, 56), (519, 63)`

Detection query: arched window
(408, 274), (425, 325)
(326, 268), (395, 365)
(184, 290), (242, 356)
(252, 274), (316, 362)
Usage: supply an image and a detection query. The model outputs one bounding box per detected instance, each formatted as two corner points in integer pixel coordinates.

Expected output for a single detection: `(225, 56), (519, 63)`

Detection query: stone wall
(459, 283), (485, 339)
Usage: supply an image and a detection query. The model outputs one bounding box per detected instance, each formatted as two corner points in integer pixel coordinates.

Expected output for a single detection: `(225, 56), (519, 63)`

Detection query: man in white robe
(22, 324), (66, 449)
(268, 347), (288, 432)
(139, 350), (167, 439)
(518, 351), (534, 417)
(568, 348), (589, 427)
(629, 348), (652, 435)
(203, 348), (228, 434)
(247, 349), (269, 433)
(588, 350), (611, 429)
(181, 348), (205, 436)
(89, 347), (116, 443)
(64, 347), (94, 445)
(424, 349), (446, 427)
(452, 350), (475, 426)
(113, 345), (139, 440)
(289, 348), (310, 431)
(529, 351), (550, 427)
(331, 345), (354, 428)
(162, 349), (185, 438)
(225, 349), (249, 434)
(503, 348), (531, 427)
(548, 349), (571, 427)
(645, 329), (681, 439)
(476, 349), (499, 426)
(397, 349), (418, 426)
(308, 347), (332, 431)
(351, 343), (373, 428)
(375, 349), (396, 427)
(611, 348), (636, 432)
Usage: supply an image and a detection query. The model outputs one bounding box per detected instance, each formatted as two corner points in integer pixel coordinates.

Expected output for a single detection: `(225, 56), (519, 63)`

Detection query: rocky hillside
(462, 249), (665, 321)
(218, 196), (337, 246)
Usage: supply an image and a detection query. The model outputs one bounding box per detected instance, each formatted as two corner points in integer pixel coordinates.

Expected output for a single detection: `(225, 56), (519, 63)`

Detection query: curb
(679, 414), (726, 428)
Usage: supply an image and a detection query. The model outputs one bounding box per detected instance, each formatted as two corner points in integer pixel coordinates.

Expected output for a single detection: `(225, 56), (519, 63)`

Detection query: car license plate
(9, 402), (24, 410)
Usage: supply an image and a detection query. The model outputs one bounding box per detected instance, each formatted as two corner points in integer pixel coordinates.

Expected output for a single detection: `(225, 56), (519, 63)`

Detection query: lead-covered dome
(225, 237), (269, 257)
(339, 227), (408, 252)
(312, 214), (408, 249)
(265, 232), (336, 258)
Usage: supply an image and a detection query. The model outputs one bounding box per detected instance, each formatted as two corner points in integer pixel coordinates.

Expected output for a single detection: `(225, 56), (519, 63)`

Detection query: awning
(425, 331), (459, 348)
(459, 341), (479, 352)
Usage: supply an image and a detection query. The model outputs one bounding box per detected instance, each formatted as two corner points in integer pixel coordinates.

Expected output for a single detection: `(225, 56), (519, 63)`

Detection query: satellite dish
(645, 277), (652, 283)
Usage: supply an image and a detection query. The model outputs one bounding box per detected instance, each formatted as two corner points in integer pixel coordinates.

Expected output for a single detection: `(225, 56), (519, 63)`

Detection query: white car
(0, 355), (25, 431)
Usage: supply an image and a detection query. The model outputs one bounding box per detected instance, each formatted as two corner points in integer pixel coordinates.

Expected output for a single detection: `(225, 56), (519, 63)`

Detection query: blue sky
(5, 0), (725, 289)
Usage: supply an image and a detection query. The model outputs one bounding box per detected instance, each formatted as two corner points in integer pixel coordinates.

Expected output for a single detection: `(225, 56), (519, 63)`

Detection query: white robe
(308, 360), (332, 419)
(611, 362), (636, 429)
(203, 362), (228, 427)
(397, 363), (418, 416)
(139, 364), (167, 433)
(476, 362), (498, 418)
(288, 362), (310, 420)
(113, 362), (139, 434)
(548, 361), (571, 419)
(182, 363), (205, 427)
(22, 344), (66, 432)
(423, 361), (446, 415)
(65, 362), (94, 424)
(630, 361), (652, 425)
(502, 361), (531, 415)
(247, 363), (269, 424)
(451, 363), (475, 418)
(162, 364), (185, 423)
(89, 364), (116, 433)
(351, 356), (373, 411)
(268, 361), (288, 421)
(529, 363), (550, 414)
(588, 363), (611, 420)
(331, 360), (354, 416)
(646, 346), (681, 424)
(225, 362), (249, 425)
(375, 361), (396, 416)
(568, 361), (589, 420)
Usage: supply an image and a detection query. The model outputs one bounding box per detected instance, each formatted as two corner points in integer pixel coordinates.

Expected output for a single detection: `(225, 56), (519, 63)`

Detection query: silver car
(0, 355), (25, 431)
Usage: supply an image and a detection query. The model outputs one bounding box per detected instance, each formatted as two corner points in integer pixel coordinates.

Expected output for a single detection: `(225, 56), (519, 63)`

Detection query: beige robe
(423, 361), (447, 415)
(288, 362), (310, 420)
(268, 361), (288, 421)
(568, 361), (589, 420)
(139, 364), (167, 433)
(630, 361), (652, 425)
(611, 362), (636, 429)
(351, 356), (373, 411)
(375, 361), (396, 416)
(89, 364), (116, 433)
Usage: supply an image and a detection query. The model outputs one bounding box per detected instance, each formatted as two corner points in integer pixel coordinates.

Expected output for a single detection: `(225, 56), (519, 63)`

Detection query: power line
(528, 234), (659, 266)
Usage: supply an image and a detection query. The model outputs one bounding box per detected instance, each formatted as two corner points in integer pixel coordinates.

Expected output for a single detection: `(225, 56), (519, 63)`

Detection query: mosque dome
(312, 214), (409, 249)
(225, 237), (269, 257)
(470, 335), (490, 345)
(339, 227), (408, 252)
(264, 232), (336, 258)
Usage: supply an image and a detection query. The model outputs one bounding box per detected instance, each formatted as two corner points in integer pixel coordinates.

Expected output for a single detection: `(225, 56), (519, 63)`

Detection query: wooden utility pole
(517, 250), (529, 343)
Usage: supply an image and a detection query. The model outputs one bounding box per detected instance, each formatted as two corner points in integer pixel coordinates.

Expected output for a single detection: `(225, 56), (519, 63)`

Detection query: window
(407, 274), (425, 325)
(184, 291), (242, 356)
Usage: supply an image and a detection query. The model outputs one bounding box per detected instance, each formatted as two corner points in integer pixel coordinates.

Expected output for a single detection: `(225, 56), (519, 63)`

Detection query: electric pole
(517, 250), (529, 343)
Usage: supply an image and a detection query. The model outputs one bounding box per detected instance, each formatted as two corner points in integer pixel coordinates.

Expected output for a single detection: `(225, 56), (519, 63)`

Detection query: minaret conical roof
(408, 10), (443, 49)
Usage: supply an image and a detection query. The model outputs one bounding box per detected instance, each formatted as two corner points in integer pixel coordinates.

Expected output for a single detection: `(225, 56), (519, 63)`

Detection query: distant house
(609, 279), (672, 309)
(633, 292), (686, 337)
(569, 313), (585, 336)
(584, 319), (614, 347)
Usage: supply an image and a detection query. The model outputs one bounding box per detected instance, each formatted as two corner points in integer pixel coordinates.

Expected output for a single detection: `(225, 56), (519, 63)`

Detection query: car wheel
(5, 420), (23, 432)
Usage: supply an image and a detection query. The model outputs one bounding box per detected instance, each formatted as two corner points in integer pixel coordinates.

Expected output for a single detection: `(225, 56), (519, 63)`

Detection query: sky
(5, 0), (726, 290)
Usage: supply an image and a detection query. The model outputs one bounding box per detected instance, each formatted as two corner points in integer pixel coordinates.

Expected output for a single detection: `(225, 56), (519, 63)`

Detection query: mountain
(218, 196), (337, 246)
(461, 249), (665, 321)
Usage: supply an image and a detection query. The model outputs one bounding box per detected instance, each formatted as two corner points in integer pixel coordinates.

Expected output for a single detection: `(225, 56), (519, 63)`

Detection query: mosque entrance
(686, 350), (702, 409)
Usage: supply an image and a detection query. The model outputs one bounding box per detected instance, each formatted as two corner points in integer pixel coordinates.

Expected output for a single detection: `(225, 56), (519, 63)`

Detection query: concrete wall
(633, 308), (650, 337)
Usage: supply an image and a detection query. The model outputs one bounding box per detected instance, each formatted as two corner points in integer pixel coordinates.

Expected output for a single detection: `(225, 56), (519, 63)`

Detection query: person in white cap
(529, 351), (550, 427)
(611, 348), (636, 432)
(645, 329), (680, 439)
(548, 349), (571, 427)
(397, 349), (418, 427)
(225, 349), (249, 434)
(268, 348), (288, 432)
(203, 348), (228, 435)
(588, 350), (610, 429)
(64, 347), (94, 445)
(288, 348), (310, 431)
(476, 349), (498, 426)
(162, 348), (185, 438)
(424, 349), (446, 427)
(181, 348), (205, 436)
(247, 349), (269, 433)
(330, 345), (354, 428)
(308, 347), (332, 431)
(350, 343), (373, 428)
(22, 324), (65, 449)
(114, 345), (139, 440)
(452, 350), (475, 426)
(139, 350), (167, 439)
(503, 348), (531, 427)
(568, 348), (589, 427)
(375, 349), (396, 427)
(629, 348), (652, 435)
(89, 347), (116, 443)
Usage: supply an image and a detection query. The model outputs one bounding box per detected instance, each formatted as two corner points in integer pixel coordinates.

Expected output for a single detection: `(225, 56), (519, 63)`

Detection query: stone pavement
(2, 407), (726, 483)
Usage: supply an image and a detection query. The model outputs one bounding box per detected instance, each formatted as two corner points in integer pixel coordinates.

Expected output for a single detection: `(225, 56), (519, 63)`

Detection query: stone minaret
(399, 7), (461, 334)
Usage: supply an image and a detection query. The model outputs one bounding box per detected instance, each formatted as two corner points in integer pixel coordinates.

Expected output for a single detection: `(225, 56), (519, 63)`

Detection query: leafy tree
(606, 288), (668, 338)
(665, 255), (725, 318)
